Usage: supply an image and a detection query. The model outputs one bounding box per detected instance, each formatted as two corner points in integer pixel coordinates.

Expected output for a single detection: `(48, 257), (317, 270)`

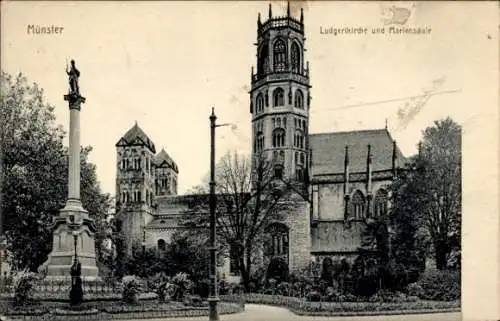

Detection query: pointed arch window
(265, 223), (289, 259)
(294, 89), (304, 109)
(256, 93), (264, 113)
(374, 189), (389, 217)
(257, 44), (269, 76)
(291, 42), (301, 72)
(351, 190), (365, 219)
(157, 239), (166, 251)
(255, 132), (264, 153)
(294, 131), (305, 149)
(296, 166), (304, 181)
(273, 38), (287, 72)
(273, 88), (285, 107)
(272, 128), (286, 147)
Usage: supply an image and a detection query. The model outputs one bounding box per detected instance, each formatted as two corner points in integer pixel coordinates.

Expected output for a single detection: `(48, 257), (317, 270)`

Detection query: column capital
(64, 93), (86, 110)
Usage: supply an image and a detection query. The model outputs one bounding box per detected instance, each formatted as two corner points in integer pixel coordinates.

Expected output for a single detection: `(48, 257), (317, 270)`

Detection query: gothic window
(374, 189), (389, 217)
(283, 117), (287, 128)
(296, 166), (304, 181)
(166, 174), (171, 190)
(274, 165), (283, 179)
(273, 38), (287, 72)
(351, 190), (365, 219)
(272, 128), (286, 147)
(229, 243), (240, 275)
(121, 159), (126, 170)
(138, 191), (142, 203)
(173, 178), (177, 194)
(256, 93), (264, 113)
(257, 44), (269, 76)
(255, 132), (264, 153)
(291, 42), (301, 72)
(126, 192), (130, 203)
(294, 89), (304, 109)
(277, 118), (281, 128)
(294, 131), (305, 149)
(273, 88), (285, 107)
(146, 192), (149, 205)
(272, 118), (276, 127)
(300, 153), (305, 164)
(265, 223), (289, 258)
(157, 239), (166, 251)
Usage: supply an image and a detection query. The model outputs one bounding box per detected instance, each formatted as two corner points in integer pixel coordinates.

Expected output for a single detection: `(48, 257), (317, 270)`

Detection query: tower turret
(250, 4), (311, 181)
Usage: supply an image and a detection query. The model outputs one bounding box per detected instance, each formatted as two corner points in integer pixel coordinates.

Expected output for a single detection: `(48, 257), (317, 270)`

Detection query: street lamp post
(208, 107), (219, 321)
(208, 108), (234, 321)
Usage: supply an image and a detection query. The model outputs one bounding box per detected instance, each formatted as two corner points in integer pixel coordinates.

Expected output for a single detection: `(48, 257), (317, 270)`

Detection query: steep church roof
(154, 148), (179, 173)
(116, 122), (156, 154)
(309, 129), (406, 176)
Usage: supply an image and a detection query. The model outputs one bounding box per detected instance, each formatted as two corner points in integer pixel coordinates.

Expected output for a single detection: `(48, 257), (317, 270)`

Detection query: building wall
(310, 176), (392, 263)
(283, 200), (311, 272)
(315, 179), (391, 221)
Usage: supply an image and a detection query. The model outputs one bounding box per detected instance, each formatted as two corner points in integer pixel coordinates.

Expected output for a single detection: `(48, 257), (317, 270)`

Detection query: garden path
(130, 304), (461, 321)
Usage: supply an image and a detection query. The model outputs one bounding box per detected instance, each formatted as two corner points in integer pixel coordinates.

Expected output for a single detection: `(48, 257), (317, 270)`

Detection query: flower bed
(221, 293), (460, 316)
(0, 299), (242, 320)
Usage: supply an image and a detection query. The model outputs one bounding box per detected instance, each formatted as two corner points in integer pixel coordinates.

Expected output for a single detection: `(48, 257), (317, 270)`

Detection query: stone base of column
(42, 200), (100, 281)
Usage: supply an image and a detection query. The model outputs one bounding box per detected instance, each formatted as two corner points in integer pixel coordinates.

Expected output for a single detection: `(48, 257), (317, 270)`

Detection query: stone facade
(115, 4), (406, 281)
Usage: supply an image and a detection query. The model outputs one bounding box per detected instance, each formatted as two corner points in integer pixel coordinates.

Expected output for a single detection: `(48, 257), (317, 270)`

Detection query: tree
(391, 117), (461, 270)
(1, 72), (111, 272)
(183, 151), (305, 291)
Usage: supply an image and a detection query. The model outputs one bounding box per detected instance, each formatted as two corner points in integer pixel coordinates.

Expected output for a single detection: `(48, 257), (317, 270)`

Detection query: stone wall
(281, 200), (311, 272)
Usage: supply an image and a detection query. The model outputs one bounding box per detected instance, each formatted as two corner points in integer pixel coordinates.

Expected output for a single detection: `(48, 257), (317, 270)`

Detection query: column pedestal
(42, 92), (100, 281)
(43, 200), (99, 281)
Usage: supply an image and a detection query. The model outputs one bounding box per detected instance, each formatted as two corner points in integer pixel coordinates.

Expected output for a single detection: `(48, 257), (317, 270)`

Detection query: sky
(1, 1), (498, 197)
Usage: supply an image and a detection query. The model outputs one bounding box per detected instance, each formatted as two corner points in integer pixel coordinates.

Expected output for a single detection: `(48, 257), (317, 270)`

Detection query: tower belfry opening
(250, 3), (311, 182)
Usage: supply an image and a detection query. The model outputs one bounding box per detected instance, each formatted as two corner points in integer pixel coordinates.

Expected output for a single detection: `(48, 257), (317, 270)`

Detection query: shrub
(171, 272), (192, 301)
(195, 278), (210, 298)
(275, 282), (290, 296)
(12, 271), (40, 306)
(184, 294), (203, 307)
(266, 257), (289, 283)
(305, 290), (321, 302)
(249, 267), (266, 292)
(148, 273), (173, 302)
(219, 279), (229, 295)
(320, 258), (335, 284)
(121, 275), (142, 304)
(417, 269), (460, 301)
(407, 283), (424, 298)
(381, 261), (409, 292)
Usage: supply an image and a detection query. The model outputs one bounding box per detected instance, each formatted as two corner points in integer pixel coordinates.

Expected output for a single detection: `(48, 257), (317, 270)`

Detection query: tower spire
(287, 1), (290, 17)
(268, 3), (272, 19)
(258, 12), (261, 27)
(300, 7), (304, 23)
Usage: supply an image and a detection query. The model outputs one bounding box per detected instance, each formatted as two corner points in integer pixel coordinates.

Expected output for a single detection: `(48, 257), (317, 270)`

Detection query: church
(114, 3), (406, 280)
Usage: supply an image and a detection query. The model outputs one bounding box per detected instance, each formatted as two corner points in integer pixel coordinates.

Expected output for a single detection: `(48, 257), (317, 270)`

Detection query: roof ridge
(309, 128), (387, 136)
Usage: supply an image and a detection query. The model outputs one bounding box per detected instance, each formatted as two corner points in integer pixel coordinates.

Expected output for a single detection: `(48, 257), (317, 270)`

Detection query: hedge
(221, 293), (460, 316)
(0, 301), (242, 320)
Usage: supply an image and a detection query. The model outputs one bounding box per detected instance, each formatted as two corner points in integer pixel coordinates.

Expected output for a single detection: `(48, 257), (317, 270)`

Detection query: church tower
(115, 122), (156, 251)
(250, 3), (311, 181)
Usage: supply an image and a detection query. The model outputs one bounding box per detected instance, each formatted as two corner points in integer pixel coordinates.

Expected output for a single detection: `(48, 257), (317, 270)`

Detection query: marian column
(43, 60), (99, 281)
